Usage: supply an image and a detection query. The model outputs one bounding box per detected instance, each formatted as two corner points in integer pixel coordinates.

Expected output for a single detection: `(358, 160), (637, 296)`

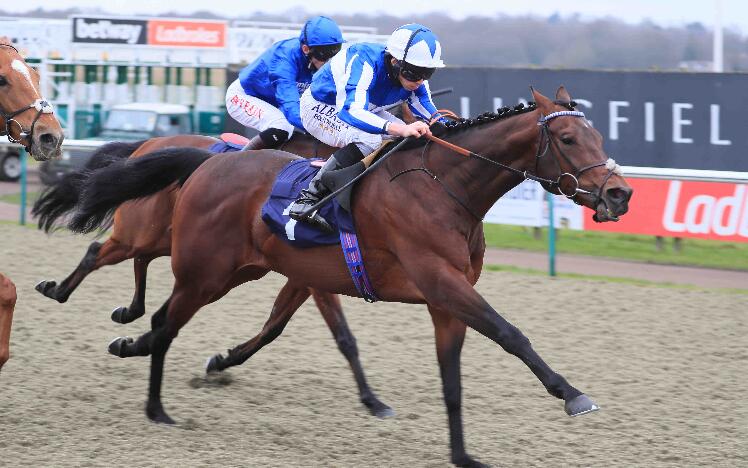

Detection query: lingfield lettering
(74, 18), (144, 45)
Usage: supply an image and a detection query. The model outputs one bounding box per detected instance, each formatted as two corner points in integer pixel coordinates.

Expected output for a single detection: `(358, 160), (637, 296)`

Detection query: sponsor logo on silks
(73, 17), (146, 44)
(312, 112), (344, 134)
(311, 103), (338, 118)
(229, 95), (264, 119)
(296, 82), (311, 94)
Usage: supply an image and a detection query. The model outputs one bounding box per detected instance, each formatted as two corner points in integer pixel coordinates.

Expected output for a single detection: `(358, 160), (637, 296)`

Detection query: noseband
(0, 43), (55, 152)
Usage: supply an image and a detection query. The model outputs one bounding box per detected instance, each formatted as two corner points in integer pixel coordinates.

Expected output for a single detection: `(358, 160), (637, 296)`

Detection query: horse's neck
(426, 111), (540, 220)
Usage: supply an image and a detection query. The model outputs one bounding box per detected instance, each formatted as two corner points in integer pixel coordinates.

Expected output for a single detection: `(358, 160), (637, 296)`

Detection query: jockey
(225, 16), (344, 150)
(288, 24), (445, 232)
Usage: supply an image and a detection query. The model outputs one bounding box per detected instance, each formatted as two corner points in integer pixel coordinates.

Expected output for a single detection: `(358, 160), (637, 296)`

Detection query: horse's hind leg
(110, 285), (215, 424)
(0, 274), (17, 372)
(35, 241), (102, 303)
(35, 238), (134, 304)
(205, 280), (310, 372)
(111, 256), (154, 324)
(312, 290), (393, 418)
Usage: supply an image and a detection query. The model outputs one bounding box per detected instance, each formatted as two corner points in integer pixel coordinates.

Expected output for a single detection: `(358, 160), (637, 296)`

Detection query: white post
(713, 0), (724, 72)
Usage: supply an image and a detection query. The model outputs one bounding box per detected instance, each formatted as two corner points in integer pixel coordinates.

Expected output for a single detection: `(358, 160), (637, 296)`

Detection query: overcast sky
(3, 1), (746, 33)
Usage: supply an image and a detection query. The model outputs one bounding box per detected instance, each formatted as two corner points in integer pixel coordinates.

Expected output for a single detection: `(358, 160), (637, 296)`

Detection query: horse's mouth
(29, 144), (62, 162)
(592, 201), (621, 223)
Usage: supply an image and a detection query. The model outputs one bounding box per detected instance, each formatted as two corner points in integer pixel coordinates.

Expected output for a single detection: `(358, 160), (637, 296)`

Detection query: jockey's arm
(408, 82), (445, 123)
(268, 53), (304, 129)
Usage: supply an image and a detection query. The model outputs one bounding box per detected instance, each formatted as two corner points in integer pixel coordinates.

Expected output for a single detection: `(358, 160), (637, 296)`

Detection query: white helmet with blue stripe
(386, 24), (445, 69)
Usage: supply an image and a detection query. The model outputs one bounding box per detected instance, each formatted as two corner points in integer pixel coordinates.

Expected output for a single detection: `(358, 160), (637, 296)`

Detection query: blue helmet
(300, 16), (344, 47)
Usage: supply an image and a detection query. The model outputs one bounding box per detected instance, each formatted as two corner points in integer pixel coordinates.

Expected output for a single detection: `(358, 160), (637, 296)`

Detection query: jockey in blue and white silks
(288, 24), (446, 232)
(225, 16), (344, 150)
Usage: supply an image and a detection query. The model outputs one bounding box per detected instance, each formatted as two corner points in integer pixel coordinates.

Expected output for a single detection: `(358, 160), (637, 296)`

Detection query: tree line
(7, 8), (748, 71)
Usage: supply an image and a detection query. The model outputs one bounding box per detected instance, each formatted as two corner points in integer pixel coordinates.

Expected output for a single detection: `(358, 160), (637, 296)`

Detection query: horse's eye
(0, 76), (7, 86)
(561, 136), (574, 145)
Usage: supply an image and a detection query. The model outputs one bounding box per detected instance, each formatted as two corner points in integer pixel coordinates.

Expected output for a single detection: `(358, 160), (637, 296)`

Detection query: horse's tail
(68, 147), (214, 234)
(32, 140), (146, 233)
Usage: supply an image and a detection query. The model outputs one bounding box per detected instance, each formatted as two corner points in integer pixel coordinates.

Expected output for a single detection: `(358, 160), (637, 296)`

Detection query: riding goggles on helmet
(399, 62), (436, 82)
(309, 43), (342, 62)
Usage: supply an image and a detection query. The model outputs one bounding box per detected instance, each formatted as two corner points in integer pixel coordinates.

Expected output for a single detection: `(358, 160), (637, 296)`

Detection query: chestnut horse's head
(530, 86), (632, 222)
(0, 37), (63, 161)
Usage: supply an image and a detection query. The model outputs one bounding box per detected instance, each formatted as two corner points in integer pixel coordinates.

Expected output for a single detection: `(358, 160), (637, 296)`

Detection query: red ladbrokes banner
(147, 20), (226, 48)
(583, 179), (748, 243)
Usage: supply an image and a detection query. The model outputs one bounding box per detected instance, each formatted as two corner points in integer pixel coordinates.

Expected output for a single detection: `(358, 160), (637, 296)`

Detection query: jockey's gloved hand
(430, 120), (448, 137)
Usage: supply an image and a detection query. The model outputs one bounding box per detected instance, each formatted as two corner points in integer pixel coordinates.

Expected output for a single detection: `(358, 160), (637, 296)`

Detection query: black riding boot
(241, 128), (289, 150)
(288, 143), (365, 233)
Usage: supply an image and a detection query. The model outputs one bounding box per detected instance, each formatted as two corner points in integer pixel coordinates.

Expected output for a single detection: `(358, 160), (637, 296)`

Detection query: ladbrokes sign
(72, 16), (226, 48)
(584, 179), (748, 242)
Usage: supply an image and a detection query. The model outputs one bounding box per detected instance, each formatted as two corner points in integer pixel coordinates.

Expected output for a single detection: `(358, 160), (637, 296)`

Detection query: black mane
(396, 102), (539, 152)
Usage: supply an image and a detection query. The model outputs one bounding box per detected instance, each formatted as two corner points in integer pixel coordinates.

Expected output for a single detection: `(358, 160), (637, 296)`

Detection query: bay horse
(0, 37), (64, 372)
(32, 132), (394, 417)
(69, 86), (632, 467)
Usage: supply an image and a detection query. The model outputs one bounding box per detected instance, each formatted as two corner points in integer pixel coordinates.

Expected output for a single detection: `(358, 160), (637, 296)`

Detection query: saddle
(261, 159), (354, 248)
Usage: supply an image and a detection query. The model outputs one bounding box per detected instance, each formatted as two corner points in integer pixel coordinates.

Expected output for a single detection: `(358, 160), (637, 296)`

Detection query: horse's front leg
(428, 305), (487, 468)
(408, 259), (597, 415)
(0, 273), (17, 371)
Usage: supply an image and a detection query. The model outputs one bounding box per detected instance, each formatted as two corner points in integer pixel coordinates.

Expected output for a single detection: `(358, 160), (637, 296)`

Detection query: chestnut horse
(33, 133), (336, 319)
(0, 38), (64, 372)
(69, 87), (632, 467)
(32, 133), (394, 417)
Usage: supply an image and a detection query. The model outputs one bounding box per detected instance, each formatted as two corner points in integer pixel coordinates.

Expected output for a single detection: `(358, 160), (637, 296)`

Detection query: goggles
(308, 44), (342, 62)
(399, 63), (436, 82)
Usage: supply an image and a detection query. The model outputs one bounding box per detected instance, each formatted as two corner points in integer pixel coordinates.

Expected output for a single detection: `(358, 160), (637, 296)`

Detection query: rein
(0, 43), (55, 151)
(393, 106), (622, 220)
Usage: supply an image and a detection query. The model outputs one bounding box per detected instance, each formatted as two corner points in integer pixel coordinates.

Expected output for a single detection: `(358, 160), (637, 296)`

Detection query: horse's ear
(530, 86), (554, 113)
(555, 86), (571, 102)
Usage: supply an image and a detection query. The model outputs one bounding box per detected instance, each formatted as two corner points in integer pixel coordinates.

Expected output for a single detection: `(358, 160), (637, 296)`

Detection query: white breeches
(225, 79), (296, 135)
(299, 88), (403, 155)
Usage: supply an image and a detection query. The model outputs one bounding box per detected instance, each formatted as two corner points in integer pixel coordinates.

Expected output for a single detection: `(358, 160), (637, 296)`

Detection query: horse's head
(531, 86), (632, 222)
(0, 38), (63, 161)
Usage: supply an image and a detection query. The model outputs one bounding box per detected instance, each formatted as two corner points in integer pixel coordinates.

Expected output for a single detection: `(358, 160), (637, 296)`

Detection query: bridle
(392, 103), (622, 221)
(0, 43), (55, 151)
(533, 102), (621, 205)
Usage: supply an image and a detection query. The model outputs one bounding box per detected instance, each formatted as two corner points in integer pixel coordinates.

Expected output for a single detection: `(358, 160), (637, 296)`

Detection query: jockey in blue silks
(288, 24), (446, 232)
(225, 16), (344, 150)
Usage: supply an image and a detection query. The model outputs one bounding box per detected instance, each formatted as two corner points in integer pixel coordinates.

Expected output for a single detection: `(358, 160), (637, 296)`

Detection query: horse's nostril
(606, 187), (632, 204)
(39, 132), (58, 147)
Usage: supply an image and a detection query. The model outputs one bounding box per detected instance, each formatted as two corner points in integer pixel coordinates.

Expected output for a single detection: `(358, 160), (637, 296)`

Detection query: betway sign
(73, 17), (146, 45)
(429, 68), (748, 171)
(72, 16), (226, 48)
(583, 179), (748, 242)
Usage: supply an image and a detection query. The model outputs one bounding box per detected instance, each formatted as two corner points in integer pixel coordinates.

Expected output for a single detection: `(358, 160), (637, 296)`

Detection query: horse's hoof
(111, 306), (144, 324)
(108, 336), (133, 358)
(565, 394), (600, 417)
(452, 453), (490, 468)
(146, 404), (176, 425)
(205, 354), (224, 374)
(373, 406), (395, 419)
(35, 280), (60, 301)
(364, 399), (395, 419)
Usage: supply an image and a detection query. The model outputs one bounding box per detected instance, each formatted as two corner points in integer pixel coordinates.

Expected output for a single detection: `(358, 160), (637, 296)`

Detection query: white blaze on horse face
(11, 59), (40, 97)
